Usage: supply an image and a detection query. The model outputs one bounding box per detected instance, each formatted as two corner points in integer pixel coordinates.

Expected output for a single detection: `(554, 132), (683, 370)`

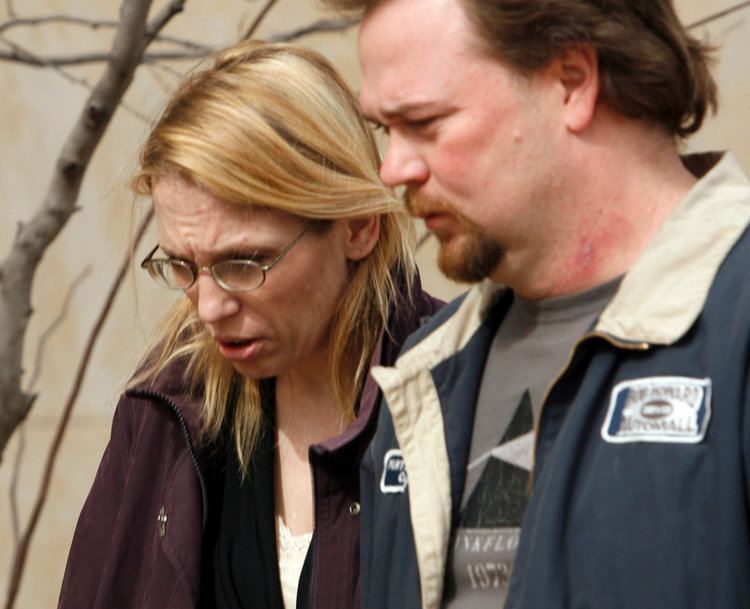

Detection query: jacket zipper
(532, 331), (651, 480)
(306, 448), (321, 609)
(126, 388), (209, 530)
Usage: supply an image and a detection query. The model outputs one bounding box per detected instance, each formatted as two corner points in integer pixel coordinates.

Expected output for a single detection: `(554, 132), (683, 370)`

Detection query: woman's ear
(344, 215), (380, 261)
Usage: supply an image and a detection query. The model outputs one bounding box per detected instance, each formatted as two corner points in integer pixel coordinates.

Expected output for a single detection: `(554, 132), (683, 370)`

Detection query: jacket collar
(596, 152), (750, 344)
(385, 274), (502, 376)
(127, 356), (205, 442)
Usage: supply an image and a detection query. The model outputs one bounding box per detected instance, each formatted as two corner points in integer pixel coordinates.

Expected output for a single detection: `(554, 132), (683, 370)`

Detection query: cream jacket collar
(597, 152), (750, 344)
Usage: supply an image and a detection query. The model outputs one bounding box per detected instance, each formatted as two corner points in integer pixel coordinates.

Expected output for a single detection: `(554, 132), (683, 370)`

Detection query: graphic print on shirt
(448, 391), (534, 606)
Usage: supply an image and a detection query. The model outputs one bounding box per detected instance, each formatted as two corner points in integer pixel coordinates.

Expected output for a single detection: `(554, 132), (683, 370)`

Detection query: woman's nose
(193, 272), (240, 324)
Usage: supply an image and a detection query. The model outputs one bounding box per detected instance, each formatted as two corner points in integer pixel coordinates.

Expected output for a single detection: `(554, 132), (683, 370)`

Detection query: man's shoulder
(400, 291), (469, 354)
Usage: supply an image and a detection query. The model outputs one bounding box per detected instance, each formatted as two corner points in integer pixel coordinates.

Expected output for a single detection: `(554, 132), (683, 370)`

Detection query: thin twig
(0, 35), (152, 122)
(3, 209), (154, 609)
(4, 0), (15, 18)
(0, 15), (119, 35)
(242, 0), (278, 39)
(0, 35), (93, 85)
(142, 0), (187, 46)
(0, 14), (211, 51)
(149, 59), (187, 78)
(0, 48), (203, 66)
(688, 1), (750, 29)
(25, 267), (92, 394)
(146, 63), (177, 94)
(9, 424), (24, 544)
(267, 15), (359, 42)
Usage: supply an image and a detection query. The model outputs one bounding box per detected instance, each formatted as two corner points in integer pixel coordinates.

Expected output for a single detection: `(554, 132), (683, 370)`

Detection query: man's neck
(497, 115), (697, 300)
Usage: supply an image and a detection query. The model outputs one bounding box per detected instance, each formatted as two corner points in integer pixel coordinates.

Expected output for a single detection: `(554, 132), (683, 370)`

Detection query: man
(325, 0), (750, 608)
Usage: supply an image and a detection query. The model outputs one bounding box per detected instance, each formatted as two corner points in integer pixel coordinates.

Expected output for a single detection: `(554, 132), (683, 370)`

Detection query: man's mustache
(404, 189), (453, 217)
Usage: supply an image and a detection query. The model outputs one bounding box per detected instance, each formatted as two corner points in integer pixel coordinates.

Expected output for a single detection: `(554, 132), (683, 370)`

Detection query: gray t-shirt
(443, 278), (620, 608)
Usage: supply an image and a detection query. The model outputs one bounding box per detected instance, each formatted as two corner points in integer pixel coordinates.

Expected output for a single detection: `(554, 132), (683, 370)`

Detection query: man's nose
(379, 135), (429, 188)
(194, 272), (240, 325)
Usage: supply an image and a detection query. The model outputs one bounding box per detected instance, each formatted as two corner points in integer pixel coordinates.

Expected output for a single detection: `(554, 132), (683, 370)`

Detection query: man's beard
(406, 191), (502, 283)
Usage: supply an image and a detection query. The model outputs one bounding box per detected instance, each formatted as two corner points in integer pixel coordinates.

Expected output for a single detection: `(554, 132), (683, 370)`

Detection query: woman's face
(152, 174), (375, 382)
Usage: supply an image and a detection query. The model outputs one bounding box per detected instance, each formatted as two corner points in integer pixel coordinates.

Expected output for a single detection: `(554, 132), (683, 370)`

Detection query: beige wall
(0, 0), (748, 606)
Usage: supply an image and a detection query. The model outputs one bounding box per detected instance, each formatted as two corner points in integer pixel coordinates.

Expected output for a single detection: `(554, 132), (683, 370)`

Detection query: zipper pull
(157, 506), (168, 538)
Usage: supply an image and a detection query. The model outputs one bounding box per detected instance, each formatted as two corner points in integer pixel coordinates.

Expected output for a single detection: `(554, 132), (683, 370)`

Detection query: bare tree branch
(0, 14), (210, 51)
(0, 16), (359, 67)
(268, 15), (359, 42)
(0, 0), (162, 463)
(3, 0), (301, 601)
(0, 0), (193, 461)
(3, 209), (153, 609)
(0, 47), (202, 66)
(4, 0), (15, 19)
(689, 1), (750, 29)
(243, 0), (279, 39)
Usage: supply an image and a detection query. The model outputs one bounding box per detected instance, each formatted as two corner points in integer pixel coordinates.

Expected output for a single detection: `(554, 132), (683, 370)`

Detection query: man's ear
(344, 215), (380, 261)
(548, 44), (600, 133)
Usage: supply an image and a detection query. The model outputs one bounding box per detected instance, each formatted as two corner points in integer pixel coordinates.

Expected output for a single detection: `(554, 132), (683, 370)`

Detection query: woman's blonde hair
(132, 41), (415, 472)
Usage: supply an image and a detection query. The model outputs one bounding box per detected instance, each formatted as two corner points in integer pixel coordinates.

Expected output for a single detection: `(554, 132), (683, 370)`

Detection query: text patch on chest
(601, 376), (712, 444)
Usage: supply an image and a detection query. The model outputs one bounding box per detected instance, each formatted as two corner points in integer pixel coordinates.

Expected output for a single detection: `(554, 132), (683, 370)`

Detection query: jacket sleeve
(57, 394), (141, 608)
(745, 361), (750, 506)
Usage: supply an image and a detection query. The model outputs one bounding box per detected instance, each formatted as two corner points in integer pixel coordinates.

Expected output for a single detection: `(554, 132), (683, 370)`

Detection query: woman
(58, 42), (440, 609)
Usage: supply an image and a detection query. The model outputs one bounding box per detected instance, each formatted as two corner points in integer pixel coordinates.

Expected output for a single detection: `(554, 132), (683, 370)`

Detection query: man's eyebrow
(362, 100), (438, 123)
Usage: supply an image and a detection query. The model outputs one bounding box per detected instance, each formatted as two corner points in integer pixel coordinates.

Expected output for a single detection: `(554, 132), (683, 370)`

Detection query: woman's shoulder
(118, 356), (204, 441)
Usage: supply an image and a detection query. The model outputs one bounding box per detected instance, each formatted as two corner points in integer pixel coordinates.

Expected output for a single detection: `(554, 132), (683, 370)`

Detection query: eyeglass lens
(146, 259), (266, 292)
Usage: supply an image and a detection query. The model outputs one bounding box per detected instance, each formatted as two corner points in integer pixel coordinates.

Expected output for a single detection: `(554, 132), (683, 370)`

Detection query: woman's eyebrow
(159, 243), (267, 260)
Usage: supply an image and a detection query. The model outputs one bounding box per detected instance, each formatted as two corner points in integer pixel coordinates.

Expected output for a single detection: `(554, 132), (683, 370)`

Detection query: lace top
(276, 515), (313, 609)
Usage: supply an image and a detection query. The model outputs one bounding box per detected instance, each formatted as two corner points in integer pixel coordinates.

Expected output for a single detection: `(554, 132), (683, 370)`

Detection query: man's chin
(436, 237), (503, 284)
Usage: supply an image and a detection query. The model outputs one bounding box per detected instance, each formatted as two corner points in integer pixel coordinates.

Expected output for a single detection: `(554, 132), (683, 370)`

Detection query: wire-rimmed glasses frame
(140, 223), (314, 293)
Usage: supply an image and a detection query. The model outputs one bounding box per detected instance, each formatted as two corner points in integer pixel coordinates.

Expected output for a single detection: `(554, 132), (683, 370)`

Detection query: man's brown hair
(328, 0), (717, 137)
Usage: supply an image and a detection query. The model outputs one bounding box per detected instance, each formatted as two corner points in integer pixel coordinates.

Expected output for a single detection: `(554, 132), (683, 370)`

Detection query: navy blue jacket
(362, 153), (750, 609)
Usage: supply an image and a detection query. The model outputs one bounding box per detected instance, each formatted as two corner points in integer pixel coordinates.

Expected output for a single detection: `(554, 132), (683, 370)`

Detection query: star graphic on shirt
(468, 390), (534, 473)
(461, 390), (534, 528)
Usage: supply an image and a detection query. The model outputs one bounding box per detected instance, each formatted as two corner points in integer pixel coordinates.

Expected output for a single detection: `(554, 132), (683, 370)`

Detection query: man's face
(358, 0), (566, 287)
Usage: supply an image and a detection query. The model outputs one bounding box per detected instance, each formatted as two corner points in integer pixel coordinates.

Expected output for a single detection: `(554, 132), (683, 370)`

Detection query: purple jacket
(58, 277), (442, 609)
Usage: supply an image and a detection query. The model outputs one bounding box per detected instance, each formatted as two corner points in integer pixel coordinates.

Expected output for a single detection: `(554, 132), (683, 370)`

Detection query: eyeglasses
(140, 224), (313, 293)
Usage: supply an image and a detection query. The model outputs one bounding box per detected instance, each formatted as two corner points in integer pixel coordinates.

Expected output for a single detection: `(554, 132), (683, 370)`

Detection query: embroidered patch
(380, 448), (408, 493)
(601, 376), (712, 444)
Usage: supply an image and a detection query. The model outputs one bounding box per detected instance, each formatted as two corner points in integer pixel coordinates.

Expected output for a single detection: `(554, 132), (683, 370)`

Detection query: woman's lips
(216, 338), (263, 362)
